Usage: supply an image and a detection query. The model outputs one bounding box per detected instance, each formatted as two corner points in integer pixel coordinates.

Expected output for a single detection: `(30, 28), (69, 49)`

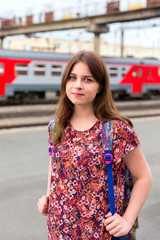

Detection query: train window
(110, 73), (117, 77)
(132, 69), (143, 78)
(16, 70), (28, 75)
(108, 66), (118, 77)
(51, 65), (62, 76)
(132, 69), (137, 77)
(34, 64), (46, 76)
(121, 67), (127, 77)
(110, 67), (117, 71)
(16, 63), (28, 67)
(34, 64), (45, 68)
(0, 63), (4, 75)
(34, 71), (45, 76)
(138, 69), (143, 78)
(15, 63), (28, 75)
(148, 70), (152, 79)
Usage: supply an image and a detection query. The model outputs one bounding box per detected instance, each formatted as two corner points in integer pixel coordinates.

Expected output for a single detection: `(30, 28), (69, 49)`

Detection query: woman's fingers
(37, 195), (49, 216)
(104, 213), (131, 237)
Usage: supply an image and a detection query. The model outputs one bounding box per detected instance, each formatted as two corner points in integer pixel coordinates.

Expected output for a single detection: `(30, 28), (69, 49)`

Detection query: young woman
(37, 50), (152, 240)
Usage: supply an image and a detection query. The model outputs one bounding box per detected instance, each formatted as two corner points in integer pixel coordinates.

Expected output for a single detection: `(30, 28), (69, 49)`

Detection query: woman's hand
(104, 212), (132, 237)
(37, 195), (49, 216)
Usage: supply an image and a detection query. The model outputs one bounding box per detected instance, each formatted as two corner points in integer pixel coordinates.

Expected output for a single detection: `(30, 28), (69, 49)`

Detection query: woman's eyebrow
(69, 73), (76, 75)
(70, 72), (94, 78)
(84, 75), (93, 77)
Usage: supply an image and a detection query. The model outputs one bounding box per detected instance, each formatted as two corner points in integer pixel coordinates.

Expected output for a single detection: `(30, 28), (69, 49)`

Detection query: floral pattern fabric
(47, 119), (140, 240)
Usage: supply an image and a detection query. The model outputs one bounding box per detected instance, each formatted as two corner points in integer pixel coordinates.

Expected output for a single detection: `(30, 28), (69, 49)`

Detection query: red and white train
(0, 49), (160, 101)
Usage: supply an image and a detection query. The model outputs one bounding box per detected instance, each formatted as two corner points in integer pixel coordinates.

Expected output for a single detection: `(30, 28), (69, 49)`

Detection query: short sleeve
(112, 120), (140, 163)
(48, 118), (57, 156)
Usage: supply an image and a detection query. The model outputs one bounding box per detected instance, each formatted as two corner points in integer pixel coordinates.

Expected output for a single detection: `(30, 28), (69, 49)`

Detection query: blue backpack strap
(102, 121), (125, 240)
(48, 118), (58, 155)
(102, 120), (115, 215)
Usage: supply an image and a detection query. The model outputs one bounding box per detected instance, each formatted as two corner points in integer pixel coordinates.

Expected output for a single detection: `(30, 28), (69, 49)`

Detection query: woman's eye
(84, 78), (92, 82)
(68, 76), (76, 80)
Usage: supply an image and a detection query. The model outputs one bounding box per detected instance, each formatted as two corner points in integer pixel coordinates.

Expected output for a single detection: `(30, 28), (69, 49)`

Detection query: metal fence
(0, 0), (159, 29)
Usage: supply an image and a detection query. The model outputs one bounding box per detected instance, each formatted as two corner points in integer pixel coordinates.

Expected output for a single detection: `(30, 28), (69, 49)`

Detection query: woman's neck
(70, 106), (97, 131)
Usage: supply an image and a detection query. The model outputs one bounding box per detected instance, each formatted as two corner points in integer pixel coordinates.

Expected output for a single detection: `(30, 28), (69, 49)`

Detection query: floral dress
(47, 119), (140, 240)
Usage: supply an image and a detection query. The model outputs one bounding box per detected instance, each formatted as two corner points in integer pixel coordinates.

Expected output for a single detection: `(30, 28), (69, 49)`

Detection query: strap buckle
(104, 151), (112, 164)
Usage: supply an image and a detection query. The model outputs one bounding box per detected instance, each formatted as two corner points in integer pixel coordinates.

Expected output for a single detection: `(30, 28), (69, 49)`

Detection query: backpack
(48, 119), (138, 240)
(102, 121), (138, 240)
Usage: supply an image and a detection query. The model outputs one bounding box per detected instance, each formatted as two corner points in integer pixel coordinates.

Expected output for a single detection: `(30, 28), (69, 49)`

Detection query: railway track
(0, 99), (160, 129)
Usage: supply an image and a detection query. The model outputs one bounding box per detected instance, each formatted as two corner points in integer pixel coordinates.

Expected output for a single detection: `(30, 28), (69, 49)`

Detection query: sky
(0, 0), (160, 49)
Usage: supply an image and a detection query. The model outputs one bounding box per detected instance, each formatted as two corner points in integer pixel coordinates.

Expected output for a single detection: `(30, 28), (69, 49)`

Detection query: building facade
(8, 37), (160, 59)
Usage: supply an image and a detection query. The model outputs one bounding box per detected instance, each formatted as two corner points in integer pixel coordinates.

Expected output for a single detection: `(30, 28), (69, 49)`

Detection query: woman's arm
(122, 146), (152, 226)
(37, 159), (52, 216)
(104, 146), (152, 237)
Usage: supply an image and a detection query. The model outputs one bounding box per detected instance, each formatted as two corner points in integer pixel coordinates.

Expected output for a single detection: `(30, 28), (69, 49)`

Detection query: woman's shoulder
(112, 119), (137, 139)
(112, 119), (140, 144)
(113, 119), (132, 131)
(111, 119), (140, 162)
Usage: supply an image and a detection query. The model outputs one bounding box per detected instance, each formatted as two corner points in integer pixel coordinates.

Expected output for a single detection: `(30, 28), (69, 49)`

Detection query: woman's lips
(72, 92), (84, 97)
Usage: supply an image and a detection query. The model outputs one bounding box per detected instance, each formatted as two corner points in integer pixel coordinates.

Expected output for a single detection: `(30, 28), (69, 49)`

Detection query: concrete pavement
(0, 117), (160, 240)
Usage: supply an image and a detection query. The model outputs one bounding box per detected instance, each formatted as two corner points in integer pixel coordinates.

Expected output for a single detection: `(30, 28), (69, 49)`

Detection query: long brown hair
(54, 50), (133, 145)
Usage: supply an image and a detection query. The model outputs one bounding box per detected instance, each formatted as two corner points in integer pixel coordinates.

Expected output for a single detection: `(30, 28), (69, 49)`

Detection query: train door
(129, 66), (143, 94)
(0, 61), (5, 97)
(120, 65), (143, 95)
(144, 66), (160, 96)
(147, 66), (159, 83)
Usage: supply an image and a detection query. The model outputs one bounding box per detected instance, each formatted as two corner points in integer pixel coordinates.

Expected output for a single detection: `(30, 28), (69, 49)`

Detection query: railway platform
(0, 99), (160, 129)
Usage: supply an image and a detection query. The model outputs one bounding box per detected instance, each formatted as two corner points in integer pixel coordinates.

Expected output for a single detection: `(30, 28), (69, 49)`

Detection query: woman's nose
(75, 79), (82, 89)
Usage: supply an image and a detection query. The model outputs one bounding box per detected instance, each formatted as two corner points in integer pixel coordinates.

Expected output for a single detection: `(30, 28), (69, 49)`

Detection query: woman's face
(66, 62), (100, 109)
